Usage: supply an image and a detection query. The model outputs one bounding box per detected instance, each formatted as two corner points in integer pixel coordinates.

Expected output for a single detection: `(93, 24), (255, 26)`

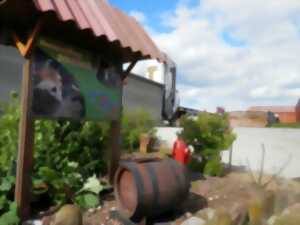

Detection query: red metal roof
(32, 0), (165, 62)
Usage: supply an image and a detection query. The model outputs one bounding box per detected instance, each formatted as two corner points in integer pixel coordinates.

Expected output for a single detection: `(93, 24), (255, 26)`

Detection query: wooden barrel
(114, 158), (190, 222)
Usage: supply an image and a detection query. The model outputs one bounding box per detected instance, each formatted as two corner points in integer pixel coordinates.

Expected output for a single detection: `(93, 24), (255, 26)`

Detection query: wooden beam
(109, 120), (121, 184)
(15, 61), (35, 221)
(122, 59), (138, 80)
(13, 20), (43, 58)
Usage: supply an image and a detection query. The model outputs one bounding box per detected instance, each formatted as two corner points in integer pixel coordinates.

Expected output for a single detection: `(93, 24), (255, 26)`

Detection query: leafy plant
(0, 202), (19, 225)
(122, 109), (156, 151)
(0, 93), (155, 212)
(0, 176), (18, 225)
(0, 93), (110, 208)
(0, 92), (20, 176)
(180, 112), (236, 176)
(75, 175), (107, 209)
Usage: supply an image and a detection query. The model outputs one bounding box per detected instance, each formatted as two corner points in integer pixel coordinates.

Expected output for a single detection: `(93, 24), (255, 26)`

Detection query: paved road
(222, 128), (300, 178)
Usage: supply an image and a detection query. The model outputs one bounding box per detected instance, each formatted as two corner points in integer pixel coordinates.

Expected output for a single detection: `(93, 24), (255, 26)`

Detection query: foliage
(270, 123), (300, 128)
(0, 93), (156, 212)
(0, 202), (19, 225)
(75, 175), (107, 209)
(0, 93), (110, 209)
(33, 119), (110, 205)
(122, 109), (156, 151)
(180, 112), (236, 176)
(0, 175), (18, 225)
(0, 92), (20, 176)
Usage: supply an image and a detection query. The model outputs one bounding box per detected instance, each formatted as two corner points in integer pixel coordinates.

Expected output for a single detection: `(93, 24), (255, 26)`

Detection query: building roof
(0, 0), (166, 63)
(248, 106), (296, 113)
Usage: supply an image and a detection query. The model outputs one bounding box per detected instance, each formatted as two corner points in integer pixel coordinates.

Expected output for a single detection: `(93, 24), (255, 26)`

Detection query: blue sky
(110, 0), (199, 32)
(110, 0), (177, 30)
(109, 0), (300, 111)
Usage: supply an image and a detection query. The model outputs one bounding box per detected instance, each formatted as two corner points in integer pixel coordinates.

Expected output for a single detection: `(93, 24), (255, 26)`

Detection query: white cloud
(145, 0), (300, 111)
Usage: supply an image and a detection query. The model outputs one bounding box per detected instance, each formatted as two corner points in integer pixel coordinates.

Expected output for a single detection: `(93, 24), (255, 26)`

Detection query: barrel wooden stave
(114, 158), (190, 222)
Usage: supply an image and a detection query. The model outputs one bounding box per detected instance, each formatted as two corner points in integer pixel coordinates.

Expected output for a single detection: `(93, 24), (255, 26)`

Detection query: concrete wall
(222, 128), (300, 178)
(155, 127), (183, 150)
(0, 45), (24, 101)
(123, 74), (164, 122)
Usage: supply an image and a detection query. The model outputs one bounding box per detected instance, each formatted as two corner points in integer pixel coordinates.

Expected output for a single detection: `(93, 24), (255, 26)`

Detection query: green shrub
(122, 109), (156, 151)
(0, 93), (110, 209)
(180, 112), (236, 176)
(0, 93), (156, 213)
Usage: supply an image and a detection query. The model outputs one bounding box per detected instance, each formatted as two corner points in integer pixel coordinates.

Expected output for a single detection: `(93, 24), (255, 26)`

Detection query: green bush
(180, 112), (236, 176)
(0, 93), (110, 215)
(122, 109), (156, 151)
(0, 93), (156, 217)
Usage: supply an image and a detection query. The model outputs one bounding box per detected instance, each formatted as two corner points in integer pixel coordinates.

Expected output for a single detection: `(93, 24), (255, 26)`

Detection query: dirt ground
(229, 111), (268, 128)
(79, 170), (300, 225)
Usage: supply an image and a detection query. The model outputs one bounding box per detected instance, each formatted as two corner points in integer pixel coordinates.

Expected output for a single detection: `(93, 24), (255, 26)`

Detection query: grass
(270, 123), (300, 128)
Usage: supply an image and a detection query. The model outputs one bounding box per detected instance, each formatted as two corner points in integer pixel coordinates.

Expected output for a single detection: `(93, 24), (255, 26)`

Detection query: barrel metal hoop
(144, 163), (160, 214)
(119, 161), (146, 223)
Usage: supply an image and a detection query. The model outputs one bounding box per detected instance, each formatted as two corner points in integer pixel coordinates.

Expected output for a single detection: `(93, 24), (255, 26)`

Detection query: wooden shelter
(0, 0), (166, 221)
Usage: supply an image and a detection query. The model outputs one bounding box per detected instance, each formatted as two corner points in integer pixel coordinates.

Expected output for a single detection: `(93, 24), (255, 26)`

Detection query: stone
(181, 217), (206, 225)
(23, 220), (43, 225)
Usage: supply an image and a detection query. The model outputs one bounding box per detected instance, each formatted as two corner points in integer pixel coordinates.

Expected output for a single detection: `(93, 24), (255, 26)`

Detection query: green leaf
(0, 196), (6, 210)
(0, 202), (19, 225)
(78, 175), (103, 195)
(75, 193), (99, 209)
(38, 167), (59, 182)
(0, 176), (15, 192)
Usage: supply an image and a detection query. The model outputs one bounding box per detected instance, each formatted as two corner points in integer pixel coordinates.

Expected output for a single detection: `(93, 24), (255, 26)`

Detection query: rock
(23, 220), (43, 225)
(206, 208), (216, 220)
(272, 203), (300, 225)
(51, 204), (82, 225)
(208, 197), (214, 201)
(267, 216), (278, 225)
(88, 208), (96, 214)
(196, 208), (216, 220)
(181, 217), (206, 225)
(185, 212), (193, 218)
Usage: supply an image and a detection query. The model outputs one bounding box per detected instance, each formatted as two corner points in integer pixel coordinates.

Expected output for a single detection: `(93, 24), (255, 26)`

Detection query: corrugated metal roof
(248, 106), (296, 113)
(32, 0), (166, 62)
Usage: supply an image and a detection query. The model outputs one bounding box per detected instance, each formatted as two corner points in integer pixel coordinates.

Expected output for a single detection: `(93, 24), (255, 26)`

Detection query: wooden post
(228, 144), (233, 172)
(15, 61), (35, 221)
(109, 120), (121, 184)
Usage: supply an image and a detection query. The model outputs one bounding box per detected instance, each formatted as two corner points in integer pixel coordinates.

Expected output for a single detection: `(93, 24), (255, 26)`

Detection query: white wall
(155, 127), (183, 149)
(222, 128), (300, 178)
(130, 59), (165, 84)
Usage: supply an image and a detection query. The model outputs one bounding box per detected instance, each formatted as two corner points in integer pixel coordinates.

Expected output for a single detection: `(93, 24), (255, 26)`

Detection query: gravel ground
(222, 127), (300, 178)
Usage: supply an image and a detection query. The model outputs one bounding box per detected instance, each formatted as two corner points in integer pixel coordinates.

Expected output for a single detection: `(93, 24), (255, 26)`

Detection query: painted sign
(31, 38), (122, 121)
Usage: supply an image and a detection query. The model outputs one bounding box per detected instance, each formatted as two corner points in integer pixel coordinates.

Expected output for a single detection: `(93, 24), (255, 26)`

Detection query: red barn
(248, 99), (300, 124)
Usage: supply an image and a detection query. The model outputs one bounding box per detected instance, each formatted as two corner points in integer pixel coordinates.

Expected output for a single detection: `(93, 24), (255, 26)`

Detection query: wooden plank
(122, 59), (138, 80)
(109, 120), (121, 184)
(13, 20), (43, 58)
(15, 61), (35, 221)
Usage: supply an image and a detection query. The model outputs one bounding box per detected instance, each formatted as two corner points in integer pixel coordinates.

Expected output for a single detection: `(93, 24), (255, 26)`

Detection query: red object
(172, 138), (190, 165)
